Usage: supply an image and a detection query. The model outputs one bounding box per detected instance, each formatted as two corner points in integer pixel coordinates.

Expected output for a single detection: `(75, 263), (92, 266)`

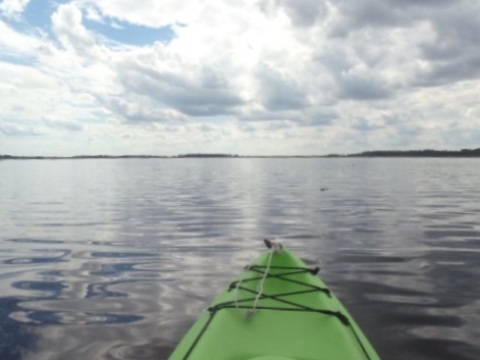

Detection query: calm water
(0, 158), (479, 360)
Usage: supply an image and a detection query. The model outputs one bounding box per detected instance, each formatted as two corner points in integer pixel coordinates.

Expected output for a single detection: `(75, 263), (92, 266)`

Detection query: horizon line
(2, 147), (480, 159)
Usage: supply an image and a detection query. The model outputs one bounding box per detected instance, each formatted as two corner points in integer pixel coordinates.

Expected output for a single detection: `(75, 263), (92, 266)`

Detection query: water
(0, 158), (479, 360)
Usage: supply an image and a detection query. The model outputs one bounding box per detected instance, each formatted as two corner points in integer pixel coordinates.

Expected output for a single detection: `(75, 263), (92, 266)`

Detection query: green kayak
(169, 241), (380, 360)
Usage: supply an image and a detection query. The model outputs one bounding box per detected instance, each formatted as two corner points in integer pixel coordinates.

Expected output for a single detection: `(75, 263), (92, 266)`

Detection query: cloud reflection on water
(0, 158), (479, 359)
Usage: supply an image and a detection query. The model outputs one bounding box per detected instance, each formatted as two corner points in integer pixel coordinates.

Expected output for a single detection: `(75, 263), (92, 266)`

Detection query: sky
(1, 0), (480, 156)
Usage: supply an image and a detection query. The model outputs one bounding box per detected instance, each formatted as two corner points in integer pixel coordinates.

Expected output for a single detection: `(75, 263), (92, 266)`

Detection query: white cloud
(0, 19), (42, 58)
(0, 61), (62, 120)
(1, 0), (480, 155)
(51, 2), (97, 55)
(84, 5), (104, 23)
(0, 0), (31, 19)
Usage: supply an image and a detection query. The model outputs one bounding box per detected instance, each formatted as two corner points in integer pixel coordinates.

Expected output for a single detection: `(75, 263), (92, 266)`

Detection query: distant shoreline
(1, 148), (480, 160)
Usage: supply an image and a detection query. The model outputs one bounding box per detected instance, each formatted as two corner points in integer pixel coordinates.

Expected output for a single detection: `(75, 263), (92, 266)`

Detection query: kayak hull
(169, 247), (380, 360)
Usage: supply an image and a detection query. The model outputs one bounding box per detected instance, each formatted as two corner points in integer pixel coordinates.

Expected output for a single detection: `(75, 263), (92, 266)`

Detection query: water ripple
(1, 158), (480, 360)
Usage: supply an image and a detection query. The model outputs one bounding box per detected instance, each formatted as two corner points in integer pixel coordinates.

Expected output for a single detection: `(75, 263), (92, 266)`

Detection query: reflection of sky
(0, 297), (38, 360)
(1, 158), (480, 359)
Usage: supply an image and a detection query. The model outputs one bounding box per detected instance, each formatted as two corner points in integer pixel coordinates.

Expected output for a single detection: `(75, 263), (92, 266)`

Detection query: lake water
(0, 158), (479, 360)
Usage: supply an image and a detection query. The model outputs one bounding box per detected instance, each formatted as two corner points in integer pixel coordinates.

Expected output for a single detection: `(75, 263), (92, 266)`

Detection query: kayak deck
(169, 247), (380, 360)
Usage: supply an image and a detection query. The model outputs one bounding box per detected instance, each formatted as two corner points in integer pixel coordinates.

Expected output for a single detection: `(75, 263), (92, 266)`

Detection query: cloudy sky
(1, 0), (480, 156)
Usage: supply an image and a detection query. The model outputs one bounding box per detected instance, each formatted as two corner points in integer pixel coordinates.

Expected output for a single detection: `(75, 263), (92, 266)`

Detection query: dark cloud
(278, 0), (327, 27)
(255, 64), (308, 111)
(338, 71), (392, 100)
(329, 1), (410, 38)
(258, 0), (327, 27)
(417, 56), (480, 87)
(42, 119), (83, 132)
(315, 46), (393, 101)
(95, 94), (186, 123)
(115, 62), (244, 117)
(0, 123), (43, 136)
(351, 112), (405, 132)
(326, 0), (480, 88)
(416, 7), (480, 86)
(329, 0), (456, 37)
(302, 108), (338, 126)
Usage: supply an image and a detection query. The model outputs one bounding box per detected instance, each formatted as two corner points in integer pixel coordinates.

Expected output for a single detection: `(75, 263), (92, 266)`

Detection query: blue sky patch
(84, 17), (176, 46)
(23, 0), (69, 30)
(21, 0), (175, 46)
(0, 52), (37, 66)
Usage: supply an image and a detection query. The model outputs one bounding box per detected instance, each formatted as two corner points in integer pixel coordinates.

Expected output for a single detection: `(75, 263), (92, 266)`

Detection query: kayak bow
(169, 242), (380, 360)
